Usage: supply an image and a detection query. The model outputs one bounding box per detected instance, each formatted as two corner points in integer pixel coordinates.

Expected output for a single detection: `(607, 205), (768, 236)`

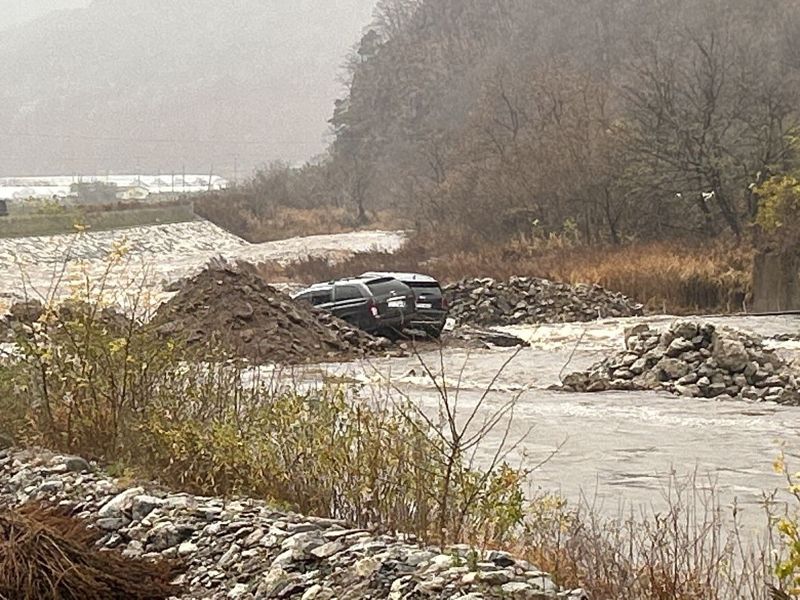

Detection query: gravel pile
(562, 321), (800, 404)
(445, 277), (643, 327)
(152, 260), (388, 365)
(0, 446), (587, 600)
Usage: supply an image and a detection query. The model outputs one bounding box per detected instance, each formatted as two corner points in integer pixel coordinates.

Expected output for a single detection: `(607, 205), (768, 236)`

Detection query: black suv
(292, 276), (416, 334)
(360, 272), (448, 337)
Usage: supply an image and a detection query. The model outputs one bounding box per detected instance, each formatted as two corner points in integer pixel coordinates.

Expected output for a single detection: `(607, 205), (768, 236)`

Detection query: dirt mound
(152, 260), (387, 364)
(445, 277), (644, 327)
(0, 503), (182, 600)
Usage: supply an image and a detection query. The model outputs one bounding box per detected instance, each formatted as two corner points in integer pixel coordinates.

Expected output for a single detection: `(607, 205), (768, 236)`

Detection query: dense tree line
(228, 0), (799, 247)
(322, 0), (800, 244)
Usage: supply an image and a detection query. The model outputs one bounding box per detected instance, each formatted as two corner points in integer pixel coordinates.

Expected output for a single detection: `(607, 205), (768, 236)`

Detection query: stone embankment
(562, 321), (800, 404)
(445, 278), (643, 327)
(0, 446), (586, 600)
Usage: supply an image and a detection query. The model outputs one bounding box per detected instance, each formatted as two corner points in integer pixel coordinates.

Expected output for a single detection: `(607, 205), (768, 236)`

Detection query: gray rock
(675, 384), (701, 398)
(98, 487), (145, 519)
(712, 337), (749, 372)
(630, 357), (648, 375)
(657, 358), (690, 380)
(131, 494), (165, 521)
(677, 372), (699, 385)
(96, 517), (128, 531)
(147, 522), (190, 552)
(178, 541), (199, 556)
(63, 456), (91, 473)
(672, 322), (699, 340)
(310, 541), (345, 559)
(38, 479), (65, 494)
(666, 337), (696, 357)
(707, 383), (727, 398)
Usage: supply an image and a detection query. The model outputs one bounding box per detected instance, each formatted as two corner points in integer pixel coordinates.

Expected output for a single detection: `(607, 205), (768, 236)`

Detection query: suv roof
(293, 276), (394, 296)
(360, 271), (438, 284)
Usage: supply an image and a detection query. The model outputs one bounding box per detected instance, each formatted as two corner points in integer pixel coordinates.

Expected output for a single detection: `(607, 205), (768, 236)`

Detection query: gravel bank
(0, 446), (586, 600)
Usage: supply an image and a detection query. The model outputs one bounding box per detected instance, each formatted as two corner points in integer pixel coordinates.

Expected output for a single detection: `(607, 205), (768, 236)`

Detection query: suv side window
(335, 285), (364, 301)
(309, 290), (332, 305)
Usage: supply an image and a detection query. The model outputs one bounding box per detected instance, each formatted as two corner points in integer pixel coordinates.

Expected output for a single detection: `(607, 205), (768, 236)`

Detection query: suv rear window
(405, 281), (442, 297)
(366, 279), (409, 296)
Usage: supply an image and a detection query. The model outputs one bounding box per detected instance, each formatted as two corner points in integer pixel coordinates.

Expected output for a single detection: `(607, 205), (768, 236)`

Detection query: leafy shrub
(755, 175), (800, 251)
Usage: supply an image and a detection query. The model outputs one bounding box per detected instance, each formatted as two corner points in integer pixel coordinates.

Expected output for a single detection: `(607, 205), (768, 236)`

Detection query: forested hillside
(325, 0), (800, 243)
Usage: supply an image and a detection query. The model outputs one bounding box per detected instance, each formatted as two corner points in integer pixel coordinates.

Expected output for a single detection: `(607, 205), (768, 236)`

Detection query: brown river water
(291, 313), (800, 534)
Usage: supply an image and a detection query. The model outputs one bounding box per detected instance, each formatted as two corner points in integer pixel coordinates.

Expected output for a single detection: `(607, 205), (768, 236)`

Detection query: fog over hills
(0, 0), (376, 177)
(0, 0), (90, 30)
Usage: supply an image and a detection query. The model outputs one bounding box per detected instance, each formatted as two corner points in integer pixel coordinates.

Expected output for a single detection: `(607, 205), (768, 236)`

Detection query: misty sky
(0, 0), (91, 30)
(0, 0), (378, 176)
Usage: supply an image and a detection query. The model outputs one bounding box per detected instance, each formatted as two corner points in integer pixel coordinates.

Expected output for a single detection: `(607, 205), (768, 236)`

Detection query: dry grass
(515, 478), (777, 600)
(0, 503), (182, 600)
(259, 233), (753, 315)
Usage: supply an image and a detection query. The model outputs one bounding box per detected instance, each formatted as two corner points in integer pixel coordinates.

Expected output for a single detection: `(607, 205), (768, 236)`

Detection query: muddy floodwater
(3, 224), (799, 533)
(299, 313), (800, 532)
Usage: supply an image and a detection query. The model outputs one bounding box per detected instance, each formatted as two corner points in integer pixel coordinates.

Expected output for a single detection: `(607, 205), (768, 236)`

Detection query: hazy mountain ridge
(0, 0), (375, 176)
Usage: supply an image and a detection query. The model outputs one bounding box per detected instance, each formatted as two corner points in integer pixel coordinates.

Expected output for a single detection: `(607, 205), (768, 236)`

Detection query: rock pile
(151, 260), (388, 365)
(0, 447), (586, 600)
(562, 321), (800, 404)
(445, 277), (643, 327)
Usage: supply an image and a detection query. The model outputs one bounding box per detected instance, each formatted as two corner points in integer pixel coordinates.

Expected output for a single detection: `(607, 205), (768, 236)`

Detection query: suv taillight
(368, 299), (380, 318)
(441, 295), (449, 310)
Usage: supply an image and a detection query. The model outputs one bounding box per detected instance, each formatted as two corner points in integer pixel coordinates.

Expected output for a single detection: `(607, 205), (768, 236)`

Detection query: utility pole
(233, 153), (239, 187)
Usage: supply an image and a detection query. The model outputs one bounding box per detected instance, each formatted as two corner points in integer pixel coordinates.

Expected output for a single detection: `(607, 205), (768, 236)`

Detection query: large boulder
(656, 358), (690, 380)
(712, 337), (749, 372)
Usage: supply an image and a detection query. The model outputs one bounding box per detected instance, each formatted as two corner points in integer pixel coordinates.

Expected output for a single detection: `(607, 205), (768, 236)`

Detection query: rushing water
(297, 313), (800, 531)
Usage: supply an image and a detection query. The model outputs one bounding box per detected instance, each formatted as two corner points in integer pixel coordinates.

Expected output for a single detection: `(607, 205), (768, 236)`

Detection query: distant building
(0, 174), (228, 201)
(116, 185), (150, 201)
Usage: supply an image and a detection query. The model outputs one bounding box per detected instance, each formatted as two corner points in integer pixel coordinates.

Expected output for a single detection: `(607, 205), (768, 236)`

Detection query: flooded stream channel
(300, 313), (800, 533)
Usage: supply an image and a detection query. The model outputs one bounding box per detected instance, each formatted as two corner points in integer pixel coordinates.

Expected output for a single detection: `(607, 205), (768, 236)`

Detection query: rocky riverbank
(445, 277), (643, 327)
(0, 446), (585, 600)
(562, 321), (800, 404)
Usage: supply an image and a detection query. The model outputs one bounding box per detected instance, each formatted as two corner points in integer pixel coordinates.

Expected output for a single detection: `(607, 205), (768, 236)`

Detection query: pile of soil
(152, 260), (388, 364)
(445, 277), (644, 327)
(0, 503), (182, 600)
